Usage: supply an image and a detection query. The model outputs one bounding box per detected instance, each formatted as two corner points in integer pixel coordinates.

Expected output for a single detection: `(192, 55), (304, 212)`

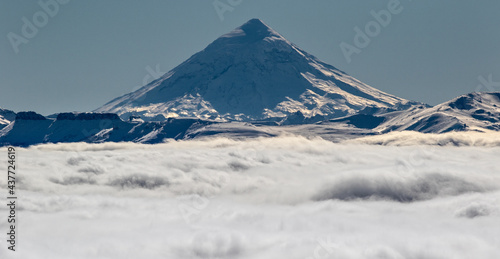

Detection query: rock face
(15, 111), (47, 120)
(56, 113), (121, 121)
(96, 19), (416, 122)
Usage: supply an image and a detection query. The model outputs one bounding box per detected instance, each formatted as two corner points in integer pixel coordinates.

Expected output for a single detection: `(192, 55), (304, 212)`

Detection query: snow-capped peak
(218, 18), (283, 42)
(96, 19), (417, 122)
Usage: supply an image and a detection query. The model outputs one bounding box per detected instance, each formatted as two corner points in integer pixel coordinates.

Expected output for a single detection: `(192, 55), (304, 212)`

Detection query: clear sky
(1, 0), (499, 115)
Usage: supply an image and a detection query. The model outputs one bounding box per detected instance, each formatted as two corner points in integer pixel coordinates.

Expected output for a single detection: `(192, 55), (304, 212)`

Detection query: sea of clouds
(0, 134), (499, 258)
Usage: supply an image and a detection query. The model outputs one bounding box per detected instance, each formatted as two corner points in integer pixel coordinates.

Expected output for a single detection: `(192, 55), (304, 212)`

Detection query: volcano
(96, 19), (416, 121)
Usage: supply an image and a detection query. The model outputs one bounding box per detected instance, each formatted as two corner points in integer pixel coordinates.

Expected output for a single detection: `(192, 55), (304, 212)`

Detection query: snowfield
(1, 134), (500, 258)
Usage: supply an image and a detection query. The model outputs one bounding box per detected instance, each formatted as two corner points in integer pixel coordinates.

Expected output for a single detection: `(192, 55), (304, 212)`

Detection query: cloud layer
(347, 131), (500, 146)
(1, 136), (499, 258)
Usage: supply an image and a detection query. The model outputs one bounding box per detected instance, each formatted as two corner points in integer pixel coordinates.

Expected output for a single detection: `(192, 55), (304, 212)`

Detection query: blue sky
(1, 0), (499, 115)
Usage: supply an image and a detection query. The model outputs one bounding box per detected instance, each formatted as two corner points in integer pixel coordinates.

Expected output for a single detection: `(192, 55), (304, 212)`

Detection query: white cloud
(347, 131), (500, 146)
(1, 135), (500, 258)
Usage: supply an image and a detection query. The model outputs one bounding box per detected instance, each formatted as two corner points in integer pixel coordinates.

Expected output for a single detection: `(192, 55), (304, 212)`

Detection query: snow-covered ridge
(3, 91), (500, 146)
(4, 90), (500, 147)
(0, 111), (215, 146)
(376, 92), (500, 133)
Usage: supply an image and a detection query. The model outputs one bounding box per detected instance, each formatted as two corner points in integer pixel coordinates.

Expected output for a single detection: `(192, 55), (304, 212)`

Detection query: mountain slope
(0, 108), (16, 129)
(377, 92), (500, 133)
(96, 19), (416, 121)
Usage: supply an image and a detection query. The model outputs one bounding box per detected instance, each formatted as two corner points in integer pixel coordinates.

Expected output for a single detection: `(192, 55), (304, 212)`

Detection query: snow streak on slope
(1, 137), (499, 258)
(96, 19), (414, 121)
(0, 108), (15, 129)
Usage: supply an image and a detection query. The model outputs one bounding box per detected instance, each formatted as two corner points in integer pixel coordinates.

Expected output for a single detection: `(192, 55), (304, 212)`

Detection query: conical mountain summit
(96, 19), (415, 121)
